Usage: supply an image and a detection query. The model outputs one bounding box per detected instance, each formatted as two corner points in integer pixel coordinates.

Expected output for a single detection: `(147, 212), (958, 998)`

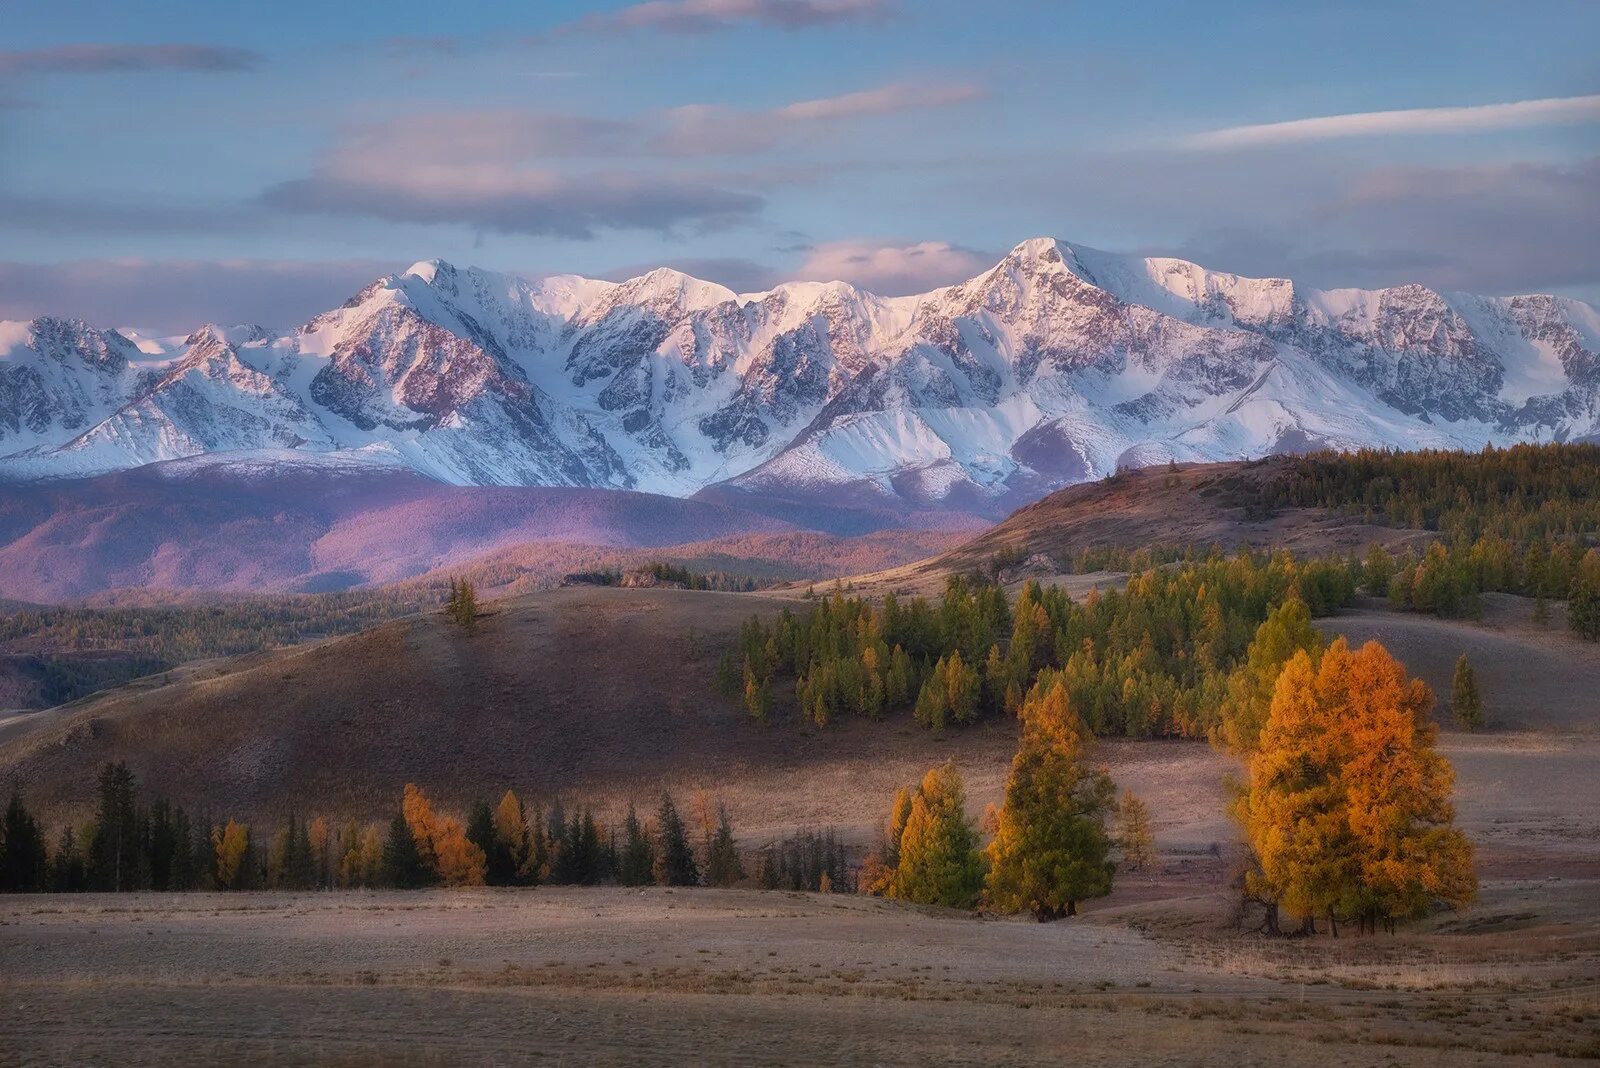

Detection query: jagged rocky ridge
(3, 238), (1597, 516)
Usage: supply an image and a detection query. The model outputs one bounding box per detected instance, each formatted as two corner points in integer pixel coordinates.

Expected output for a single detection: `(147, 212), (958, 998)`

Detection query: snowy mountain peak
(404, 259), (447, 283)
(1005, 236), (1070, 265)
(612, 266), (737, 310)
(2, 242), (1597, 517)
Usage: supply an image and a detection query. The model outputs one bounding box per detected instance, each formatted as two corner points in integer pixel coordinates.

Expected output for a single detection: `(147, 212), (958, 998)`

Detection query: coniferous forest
(0, 765), (777, 895)
(727, 554), (1358, 737)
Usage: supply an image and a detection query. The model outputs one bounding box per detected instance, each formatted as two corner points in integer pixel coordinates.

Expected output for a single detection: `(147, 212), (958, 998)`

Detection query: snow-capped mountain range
(4, 238), (1598, 515)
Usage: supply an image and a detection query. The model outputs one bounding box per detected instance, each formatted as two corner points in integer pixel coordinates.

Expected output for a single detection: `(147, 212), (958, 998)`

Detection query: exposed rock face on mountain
(3, 239), (1596, 517)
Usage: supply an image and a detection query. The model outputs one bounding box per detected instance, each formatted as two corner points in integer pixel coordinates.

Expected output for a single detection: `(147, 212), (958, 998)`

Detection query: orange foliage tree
(401, 783), (487, 887)
(1237, 639), (1475, 935)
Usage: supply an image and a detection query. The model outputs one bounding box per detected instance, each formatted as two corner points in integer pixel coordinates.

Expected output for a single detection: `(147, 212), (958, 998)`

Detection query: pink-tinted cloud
(655, 81), (982, 153)
(792, 240), (996, 295)
(552, 0), (896, 36)
(261, 81), (979, 237)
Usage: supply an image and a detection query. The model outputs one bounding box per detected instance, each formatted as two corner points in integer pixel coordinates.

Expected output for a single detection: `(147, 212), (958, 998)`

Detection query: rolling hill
(5, 455), (1597, 832)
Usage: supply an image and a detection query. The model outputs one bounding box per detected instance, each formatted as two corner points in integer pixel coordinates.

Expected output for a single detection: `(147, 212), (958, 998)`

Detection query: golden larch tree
(887, 763), (984, 909)
(402, 783), (487, 887)
(1116, 789), (1155, 872)
(985, 679), (1115, 919)
(1239, 638), (1475, 935)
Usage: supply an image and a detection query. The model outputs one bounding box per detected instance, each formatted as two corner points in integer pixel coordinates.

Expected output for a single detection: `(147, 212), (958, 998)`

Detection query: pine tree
(147, 798), (177, 891)
(381, 813), (430, 888)
(171, 808), (197, 891)
(50, 826), (87, 892)
(307, 816), (332, 889)
(985, 681), (1115, 919)
(619, 804), (656, 886)
(888, 762), (984, 909)
(1450, 655), (1485, 731)
(88, 761), (141, 891)
(705, 807), (744, 887)
(467, 800), (515, 885)
(446, 577), (478, 629)
(573, 809), (602, 885)
(545, 802), (570, 883)
(1364, 544), (1394, 597)
(652, 794), (699, 886)
(1569, 550), (1600, 640)
(1116, 789), (1155, 872)
(0, 792), (48, 892)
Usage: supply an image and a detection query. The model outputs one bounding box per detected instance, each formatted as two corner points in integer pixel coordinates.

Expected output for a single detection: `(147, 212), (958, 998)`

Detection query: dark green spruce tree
(619, 804), (655, 886)
(381, 814), (430, 888)
(88, 762), (141, 892)
(0, 792), (49, 892)
(652, 794), (699, 887)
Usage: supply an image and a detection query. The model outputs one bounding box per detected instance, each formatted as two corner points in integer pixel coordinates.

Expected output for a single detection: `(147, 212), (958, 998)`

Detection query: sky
(2, 0), (1597, 332)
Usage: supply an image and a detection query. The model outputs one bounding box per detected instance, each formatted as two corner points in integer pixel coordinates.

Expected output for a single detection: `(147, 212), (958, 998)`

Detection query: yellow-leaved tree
(402, 783), (487, 887)
(1238, 638), (1475, 935)
(212, 818), (251, 890)
(886, 763), (984, 908)
(1339, 640), (1477, 932)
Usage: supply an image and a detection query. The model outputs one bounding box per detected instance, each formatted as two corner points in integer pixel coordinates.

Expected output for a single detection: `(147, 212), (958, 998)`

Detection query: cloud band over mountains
(1183, 93), (1600, 149)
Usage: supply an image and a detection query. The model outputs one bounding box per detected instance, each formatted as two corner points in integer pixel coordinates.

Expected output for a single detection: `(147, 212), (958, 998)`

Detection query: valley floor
(2, 885), (1596, 1067)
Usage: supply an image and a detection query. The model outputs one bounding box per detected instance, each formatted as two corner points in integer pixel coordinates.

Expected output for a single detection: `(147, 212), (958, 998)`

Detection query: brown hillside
(843, 459), (1429, 596)
(0, 587), (1018, 828)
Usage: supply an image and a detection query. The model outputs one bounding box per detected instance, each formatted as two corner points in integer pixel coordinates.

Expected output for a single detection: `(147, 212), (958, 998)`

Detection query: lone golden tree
(1238, 639), (1475, 935)
(1450, 655), (1484, 732)
(1116, 789), (1155, 872)
(887, 762), (984, 908)
(446, 577), (478, 629)
(985, 679), (1115, 919)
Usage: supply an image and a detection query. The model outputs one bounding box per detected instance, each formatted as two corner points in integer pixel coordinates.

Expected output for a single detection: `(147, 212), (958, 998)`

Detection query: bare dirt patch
(2, 889), (1595, 1067)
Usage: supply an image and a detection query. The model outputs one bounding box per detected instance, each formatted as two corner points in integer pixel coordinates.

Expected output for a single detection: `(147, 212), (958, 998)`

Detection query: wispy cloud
(657, 80), (982, 153)
(260, 80), (979, 238)
(1181, 93), (1600, 149)
(263, 167), (762, 241)
(549, 0), (896, 36)
(0, 43), (263, 76)
(774, 82), (981, 121)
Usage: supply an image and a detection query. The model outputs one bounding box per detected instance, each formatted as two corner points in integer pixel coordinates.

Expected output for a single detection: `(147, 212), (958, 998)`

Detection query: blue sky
(3, 0), (1597, 330)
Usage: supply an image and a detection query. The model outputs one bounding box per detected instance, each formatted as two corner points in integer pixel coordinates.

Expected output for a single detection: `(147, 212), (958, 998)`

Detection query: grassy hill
(0, 587), (1023, 828)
